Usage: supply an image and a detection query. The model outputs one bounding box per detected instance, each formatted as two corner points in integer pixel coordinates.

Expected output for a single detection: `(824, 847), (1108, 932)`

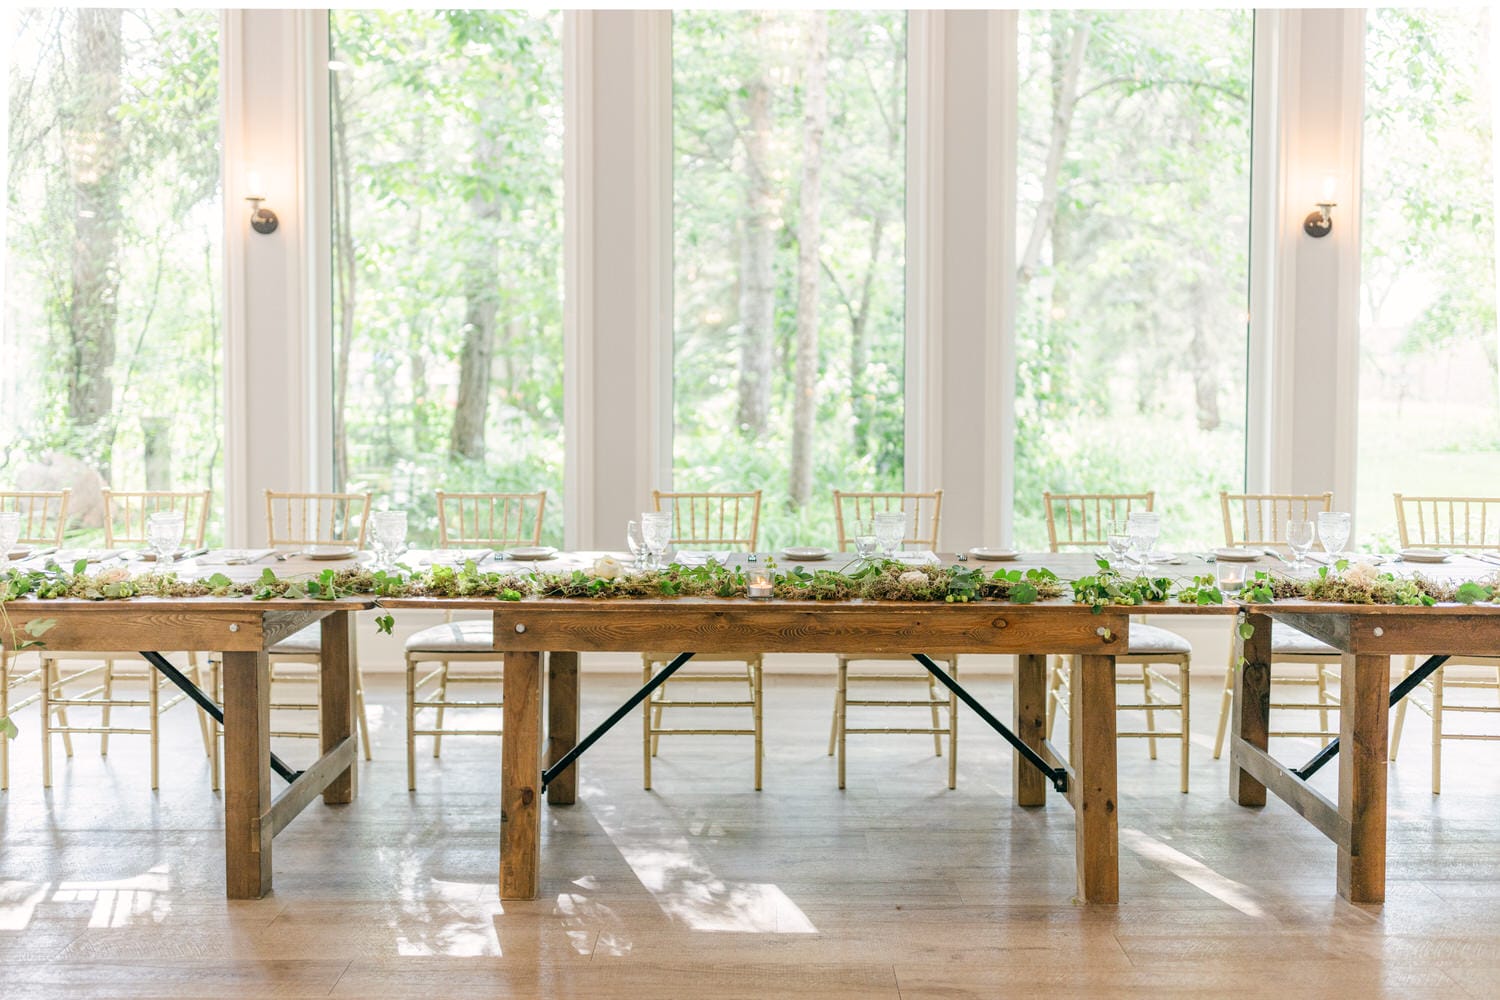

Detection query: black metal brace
(1291, 653), (1450, 781)
(911, 652), (1069, 793)
(540, 651), (696, 793)
(139, 650), (304, 784)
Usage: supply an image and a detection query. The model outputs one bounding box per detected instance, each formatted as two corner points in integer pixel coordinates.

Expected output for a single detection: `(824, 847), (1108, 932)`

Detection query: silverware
(181, 547), (209, 560)
(275, 550), (296, 561)
(955, 552), (968, 561)
(1262, 548), (1289, 564)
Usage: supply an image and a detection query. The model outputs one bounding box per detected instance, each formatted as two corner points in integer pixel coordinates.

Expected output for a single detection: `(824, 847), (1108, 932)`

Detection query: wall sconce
(245, 171), (279, 235)
(1303, 174), (1337, 238)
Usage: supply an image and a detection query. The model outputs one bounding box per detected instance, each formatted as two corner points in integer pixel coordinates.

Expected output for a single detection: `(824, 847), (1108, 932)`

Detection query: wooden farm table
(386, 589), (1178, 904)
(1229, 599), (1500, 904)
(3, 595), (371, 898)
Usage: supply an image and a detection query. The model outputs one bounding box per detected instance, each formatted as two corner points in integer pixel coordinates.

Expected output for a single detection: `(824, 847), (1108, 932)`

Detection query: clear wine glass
(0, 511), (22, 562)
(641, 512), (673, 570)
(626, 520), (645, 569)
(873, 511), (905, 560)
(370, 510), (408, 572)
(146, 511), (186, 573)
(1317, 511), (1351, 562)
(1105, 519), (1131, 564)
(1286, 519), (1316, 570)
(1126, 511), (1160, 573)
(853, 520), (878, 560)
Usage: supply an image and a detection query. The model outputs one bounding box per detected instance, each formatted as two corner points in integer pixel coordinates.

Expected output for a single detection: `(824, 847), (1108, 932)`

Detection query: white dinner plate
(1213, 547), (1262, 563)
(304, 545), (358, 560)
(782, 547), (831, 561)
(1400, 549), (1451, 564)
(508, 546), (558, 561)
(969, 547), (1019, 561)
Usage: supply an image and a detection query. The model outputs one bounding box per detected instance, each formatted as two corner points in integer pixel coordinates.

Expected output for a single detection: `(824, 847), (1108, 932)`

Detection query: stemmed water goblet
(1126, 511), (1160, 573)
(1285, 519), (1316, 571)
(873, 511), (906, 560)
(1317, 511), (1351, 563)
(1105, 519), (1131, 565)
(147, 510), (186, 573)
(370, 510), (408, 572)
(641, 512), (673, 571)
(626, 520), (646, 569)
(0, 511), (22, 563)
(853, 520), (879, 561)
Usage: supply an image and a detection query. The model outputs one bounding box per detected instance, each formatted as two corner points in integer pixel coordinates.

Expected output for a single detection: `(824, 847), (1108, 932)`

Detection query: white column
(564, 11), (671, 549)
(1248, 9), (1364, 510)
(908, 11), (1017, 548)
(221, 10), (331, 546)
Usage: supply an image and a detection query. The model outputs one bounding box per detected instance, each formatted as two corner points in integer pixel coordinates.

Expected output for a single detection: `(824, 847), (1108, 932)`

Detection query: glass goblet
(1105, 520), (1131, 564)
(1286, 519), (1316, 570)
(626, 520), (645, 569)
(641, 512), (673, 570)
(873, 511), (905, 560)
(370, 510), (408, 572)
(147, 511), (186, 573)
(0, 511), (22, 562)
(853, 520), (879, 560)
(1126, 511), (1160, 573)
(1317, 511), (1351, 561)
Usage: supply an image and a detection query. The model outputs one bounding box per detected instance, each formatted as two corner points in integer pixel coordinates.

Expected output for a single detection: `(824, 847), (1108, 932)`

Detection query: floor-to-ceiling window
(328, 10), (565, 546)
(1012, 10), (1254, 549)
(3, 8), (223, 542)
(1357, 6), (1497, 547)
(671, 11), (907, 549)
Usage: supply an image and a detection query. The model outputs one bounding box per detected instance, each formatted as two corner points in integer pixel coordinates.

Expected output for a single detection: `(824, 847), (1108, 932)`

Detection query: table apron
(1270, 611), (1500, 656)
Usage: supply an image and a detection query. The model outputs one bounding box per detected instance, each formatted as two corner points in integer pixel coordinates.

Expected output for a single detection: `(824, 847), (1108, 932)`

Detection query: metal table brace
(1291, 653), (1449, 781)
(141, 650), (303, 784)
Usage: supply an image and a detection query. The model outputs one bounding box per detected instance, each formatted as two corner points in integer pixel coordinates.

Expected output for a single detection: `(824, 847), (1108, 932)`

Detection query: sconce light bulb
(246, 170), (264, 201)
(1320, 173), (1337, 205)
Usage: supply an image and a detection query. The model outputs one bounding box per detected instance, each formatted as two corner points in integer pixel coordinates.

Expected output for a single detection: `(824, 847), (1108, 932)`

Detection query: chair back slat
(1395, 494), (1500, 550)
(1042, 491), (1154, 552)
(832, 489), (943, 551)
(651, 490), (761, 550)
(264, 490), (372, 548)
(1220, 491), (1333, 547)
(0, 489), (71, 547)
(435, 491), (546, 547)
(102, 490), (211, 547)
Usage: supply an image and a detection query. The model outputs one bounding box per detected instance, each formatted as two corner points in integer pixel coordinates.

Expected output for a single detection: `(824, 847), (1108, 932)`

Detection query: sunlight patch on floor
(1121, 827), (1267, 919)
(50, 864), (173, 928)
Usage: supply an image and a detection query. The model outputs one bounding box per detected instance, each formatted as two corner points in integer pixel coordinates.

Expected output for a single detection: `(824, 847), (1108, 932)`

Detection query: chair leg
(355, 669), (373, 761)
(829, 657), (845, 756)
(406, 656), (418, 792)
(1432, 665), (1444, 795)
(837, 658), (849, 790)
(641, 659), (652, 791)
(753, 661), (764, 792)
(947, 660), (958, 790)
(149, 662), (160, 791)
(1179, 657), (1191, 794)
(928, 673), (943, 756)
(100, 658), (115, 756)
(1390, 655), (1412, 761)
(650, 678), (665, 757)
(1142, 663), (1159, 760)
(188, 656), (214, 758)
(40, 659), (52, 789)
(431, 660), (450, 758)
(1316, 664), (1330, 747)
(1212, 659), (1234, 760)
(209, 657), (221, 793)
(1045, 656), (1062, 737)
(0, 650), (9, 792)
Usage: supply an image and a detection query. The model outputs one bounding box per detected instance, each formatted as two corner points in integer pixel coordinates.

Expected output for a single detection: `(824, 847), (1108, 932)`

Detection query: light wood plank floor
(4, 667), (1500, 998)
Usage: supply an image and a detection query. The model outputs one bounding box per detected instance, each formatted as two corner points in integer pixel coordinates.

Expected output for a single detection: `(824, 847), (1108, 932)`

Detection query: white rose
(1343, 561), (1379, 588)
(97, 566), (130, 584)
(593, 556), (623, 580)
(898, 570), (928, 587)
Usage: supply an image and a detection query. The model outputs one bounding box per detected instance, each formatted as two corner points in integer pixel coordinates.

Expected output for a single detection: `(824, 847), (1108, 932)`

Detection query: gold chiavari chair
(1041, 491), (1192, 792)
(1212, 490), (1339, 759)
(403, 491), (546, 791)
(38, 490), (214, 789)
(1390, 494), (1500, 794)
(207, 490), (373, 790)
(0, 489), (70, 790)
(642, 490), (764, 790)
(829, 489), (957, 789)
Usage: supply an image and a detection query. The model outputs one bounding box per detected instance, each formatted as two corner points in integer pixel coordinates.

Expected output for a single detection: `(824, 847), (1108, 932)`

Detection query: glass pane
(3, 9), (223, 544)
(1358, 7), (1498, 547)
(673, 11), (907, 549)
(329, 11), (565, 546)
(1013, 11), (1253, 549)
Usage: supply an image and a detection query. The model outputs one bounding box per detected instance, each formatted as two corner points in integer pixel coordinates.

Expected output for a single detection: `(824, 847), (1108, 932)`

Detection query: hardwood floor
(4, 665), (1500, 998)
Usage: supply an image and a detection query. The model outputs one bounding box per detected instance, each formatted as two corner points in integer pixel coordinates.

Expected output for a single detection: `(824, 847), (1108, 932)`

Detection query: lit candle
(747, 572), (773, 599)
(1216, 562), (1246, 592)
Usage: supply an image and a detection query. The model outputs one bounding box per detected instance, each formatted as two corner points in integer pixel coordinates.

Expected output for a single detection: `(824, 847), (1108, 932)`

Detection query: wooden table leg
(320, 610), (356, 805)
(501, 650), (543, 899)
(222, 649), (272, 899)
(547, 651), (580, 806)
(1013, 653), (1048, 807)
(1230, 611), (1272, 807)
(1338, 650), (1390, 903)
(1072, 653), (1118, 903)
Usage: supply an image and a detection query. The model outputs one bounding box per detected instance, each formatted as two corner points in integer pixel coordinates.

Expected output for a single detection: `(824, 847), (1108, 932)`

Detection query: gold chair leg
(829, 656), (845, 755)
(641, 659), (652, 791)
(355, 669), (373, 761)
(1179, 657), (1191, 794)
(149, 663), (160, 791)
(431, 660), (450, 758)
(1316, 665), (1330, 747)
(753, 661), (764, 792)
(0, 650), (8, 791)
(406, 656), (418, 792)
(40, 659), (52, 788)
(209, 657), (221, 793)
(947, 661), (958, 790)
(928, 673), (943, 756)
(187, 657), (214, 758)
(1142, 663), (1159, 760)
(1390, 655), (1412, 761)
(1045, 655), (1062, 737)
(99, 658), (115, 756)
(1212, 658), (1234, 759)
(1432, 665), (1444, 795)
(837, 658), (848, 790)
(650, 678), (665, 757)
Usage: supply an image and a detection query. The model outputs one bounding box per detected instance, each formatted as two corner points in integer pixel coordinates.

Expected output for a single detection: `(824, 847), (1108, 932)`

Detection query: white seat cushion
(270, 622), (322, 655)
(1126, 623), (1191, 656)
(1271, 621), (1339, 656)
(405, 619), (494, 654)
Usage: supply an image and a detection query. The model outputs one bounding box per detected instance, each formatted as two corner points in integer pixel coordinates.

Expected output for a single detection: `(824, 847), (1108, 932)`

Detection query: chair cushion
(269, 622), (322, 655)
(1126, 623), (1191, 655)
(1271, 621), (1339, 656)
(405, 619), (495, 653)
